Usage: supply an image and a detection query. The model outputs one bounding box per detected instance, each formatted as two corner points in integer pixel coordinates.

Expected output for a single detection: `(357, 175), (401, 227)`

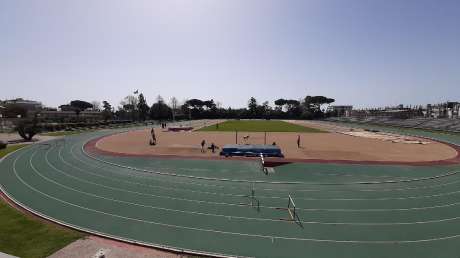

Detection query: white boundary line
(0, 138), (241, 258)
(63, 143), (460, 202)
(3, 128), (460, 255)
(34, 146), (460, 223)
(82, 133), (460, 186)
(8, 149), (460, 244)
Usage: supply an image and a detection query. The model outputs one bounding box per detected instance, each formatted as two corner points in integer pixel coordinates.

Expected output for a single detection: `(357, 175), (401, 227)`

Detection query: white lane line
(83, 138), (460, 185)
(45, 145), (268, 209)
(70, 142), (234, 190)
(64, 144), (255, 199)
(4, 147), (238, 258)
(72, 143), (426, 201)
(47, 140), (460, 212)
(74, 139), (460, 194)
(30, 148), (460, 226)
(78, 131), (460, 193)
(11, 149), (460, 244)
(71, 144), (460, 201)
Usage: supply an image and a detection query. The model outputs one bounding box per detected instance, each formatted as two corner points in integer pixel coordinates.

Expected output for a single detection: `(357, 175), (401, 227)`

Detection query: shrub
(0, 141), (7, 149)
(15, 119), (41, 141)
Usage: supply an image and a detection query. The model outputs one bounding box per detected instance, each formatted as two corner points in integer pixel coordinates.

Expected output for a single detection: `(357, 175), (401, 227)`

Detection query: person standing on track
(201, 139), (206, 153)
(150, 128), (157, 145)
(297, 135), (301, 148)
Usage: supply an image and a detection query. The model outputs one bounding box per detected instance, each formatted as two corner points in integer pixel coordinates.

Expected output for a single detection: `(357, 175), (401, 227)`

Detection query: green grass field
(0, 144), (84, 258)
(41, 131), (86, 137)
(0, 144), (28, 158)
(198, 120), (324, 132)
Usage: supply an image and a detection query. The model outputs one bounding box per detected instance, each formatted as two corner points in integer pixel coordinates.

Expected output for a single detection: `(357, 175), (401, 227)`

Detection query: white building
(327, 105), (353, 117)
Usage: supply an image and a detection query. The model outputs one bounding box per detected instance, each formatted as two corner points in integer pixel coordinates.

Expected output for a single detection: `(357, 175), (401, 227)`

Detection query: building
(39, 110), (103, 121)
(327, 105), (353, 117)
(425, 102), (460, 119)
(447, 102), (460, 119)
(1, 98), (42, 111)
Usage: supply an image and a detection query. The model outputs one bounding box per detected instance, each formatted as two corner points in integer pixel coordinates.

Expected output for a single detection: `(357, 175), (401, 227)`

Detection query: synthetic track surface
(2, 126), (460, 257)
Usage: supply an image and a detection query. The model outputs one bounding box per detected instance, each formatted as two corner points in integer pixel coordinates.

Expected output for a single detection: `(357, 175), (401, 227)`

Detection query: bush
(15, 119), (41, 141)
(0, 141), (7, 149)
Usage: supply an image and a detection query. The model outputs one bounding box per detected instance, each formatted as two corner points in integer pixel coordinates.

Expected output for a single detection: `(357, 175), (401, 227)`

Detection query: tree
(121, 95), (138, 121)
(248, 97), (258, 117)
(15, 116), (41, 141)
(91, 101), (101, 111)
(203, 99), (216, 110)
(170, 97), (179, 121)
(309, 96), (335, 112)
(69, 100), (93, 116)
(260, 101), (271, 118)
(302, 95), (335, 118)
(274, 99), (287, 111)
(102, 101), (113, 121)
(150, 95), (171, 120)
(137, 93), (149, 121)
(185, 99), (205, 110)
(2, 104), (27, 118)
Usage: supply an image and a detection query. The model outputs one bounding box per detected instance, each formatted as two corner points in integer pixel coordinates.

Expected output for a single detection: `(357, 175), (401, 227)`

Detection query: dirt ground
(95, 123), (457, 163)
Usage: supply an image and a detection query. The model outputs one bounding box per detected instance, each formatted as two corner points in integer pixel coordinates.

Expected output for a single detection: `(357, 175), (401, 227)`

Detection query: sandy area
(95, 125), (457, 163)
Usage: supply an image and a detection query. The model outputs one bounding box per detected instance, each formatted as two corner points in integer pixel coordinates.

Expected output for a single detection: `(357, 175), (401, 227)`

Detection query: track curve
(2, 128), (460, 257)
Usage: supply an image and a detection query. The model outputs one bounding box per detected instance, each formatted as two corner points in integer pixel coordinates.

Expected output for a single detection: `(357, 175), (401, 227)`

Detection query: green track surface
(199, 120), (324, 132)
(0, 144), (83, 258)
(1, 123), (460, 257)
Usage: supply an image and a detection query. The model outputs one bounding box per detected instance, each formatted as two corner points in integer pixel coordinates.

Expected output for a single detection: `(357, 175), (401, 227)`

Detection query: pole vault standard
(235, 130), (238, 144)
(264, 131), (267, 145)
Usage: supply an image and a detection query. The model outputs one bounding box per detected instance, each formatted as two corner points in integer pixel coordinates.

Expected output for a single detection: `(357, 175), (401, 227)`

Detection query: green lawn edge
(0, 144), (85, 258)
(40, 131), (86, 137)
(0, 145), (28, 159)
(198, 120), (325, 133)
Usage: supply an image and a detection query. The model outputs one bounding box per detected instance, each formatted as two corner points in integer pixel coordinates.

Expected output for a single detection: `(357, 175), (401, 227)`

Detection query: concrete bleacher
(326, 117), (460, 133)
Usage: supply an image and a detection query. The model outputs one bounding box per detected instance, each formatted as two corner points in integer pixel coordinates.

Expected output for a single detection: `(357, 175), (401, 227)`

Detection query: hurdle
(287, 195), (296, 221)
(278, 195), (302, 226)
(240, 183), (260, 212)
(260, 153), (268, 175)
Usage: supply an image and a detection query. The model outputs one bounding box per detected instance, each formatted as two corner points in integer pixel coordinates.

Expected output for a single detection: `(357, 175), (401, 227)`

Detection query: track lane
(2, 128), (460, 257)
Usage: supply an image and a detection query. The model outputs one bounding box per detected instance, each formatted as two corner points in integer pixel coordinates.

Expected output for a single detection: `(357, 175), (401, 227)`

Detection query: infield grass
(198, 120), (324, 132)
(0, 144), (84, 258)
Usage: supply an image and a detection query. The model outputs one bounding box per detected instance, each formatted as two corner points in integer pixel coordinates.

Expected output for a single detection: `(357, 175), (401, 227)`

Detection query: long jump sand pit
(94, 126), (458, 164)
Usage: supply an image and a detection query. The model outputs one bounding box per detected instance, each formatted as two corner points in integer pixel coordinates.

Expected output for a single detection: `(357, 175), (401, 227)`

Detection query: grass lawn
(0, 145), (84, 258)
(0, 144), (28, 159)
(198, 120), (324, 132)
(40, 130), (87, 137)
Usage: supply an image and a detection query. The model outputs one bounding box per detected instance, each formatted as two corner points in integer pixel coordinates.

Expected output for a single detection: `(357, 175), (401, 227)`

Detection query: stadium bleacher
(326, 117), (460, 133)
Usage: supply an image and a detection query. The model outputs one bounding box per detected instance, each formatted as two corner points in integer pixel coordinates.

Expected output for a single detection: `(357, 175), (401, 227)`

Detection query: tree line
(98, 93), (335, 121)
(1, 93), (335, 121)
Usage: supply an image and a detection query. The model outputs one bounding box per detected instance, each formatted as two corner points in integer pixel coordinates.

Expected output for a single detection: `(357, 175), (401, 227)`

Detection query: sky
(1, 0), (459, 109)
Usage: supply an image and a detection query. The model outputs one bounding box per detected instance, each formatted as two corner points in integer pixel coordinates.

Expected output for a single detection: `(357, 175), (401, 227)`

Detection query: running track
(2, 126), (460, 257)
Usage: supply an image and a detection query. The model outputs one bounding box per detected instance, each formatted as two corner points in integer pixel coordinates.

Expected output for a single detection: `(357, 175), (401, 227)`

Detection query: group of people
(201, 140), (219, 153)
(148, 128), (301, 152)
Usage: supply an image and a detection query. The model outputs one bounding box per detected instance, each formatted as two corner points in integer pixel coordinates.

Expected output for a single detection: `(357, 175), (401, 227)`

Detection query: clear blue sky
(1, 0), (459, 109)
